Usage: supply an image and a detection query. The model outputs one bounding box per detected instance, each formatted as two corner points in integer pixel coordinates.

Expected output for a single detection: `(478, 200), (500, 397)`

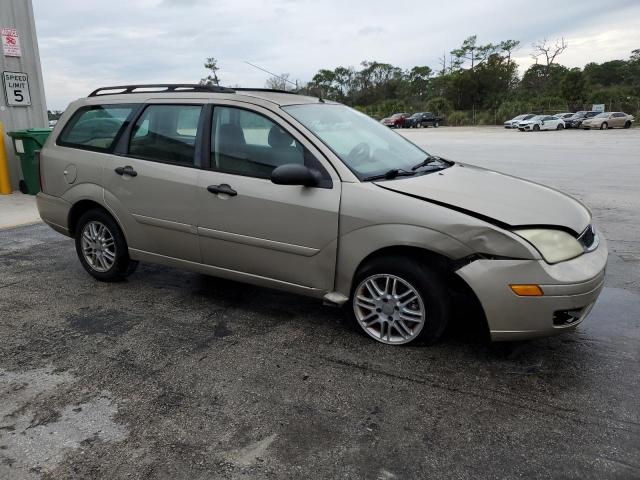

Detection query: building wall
(0, 0), (47, 190)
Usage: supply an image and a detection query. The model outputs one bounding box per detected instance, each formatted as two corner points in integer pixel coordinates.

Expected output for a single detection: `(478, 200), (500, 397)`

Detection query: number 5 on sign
(2, 71), (31, 106)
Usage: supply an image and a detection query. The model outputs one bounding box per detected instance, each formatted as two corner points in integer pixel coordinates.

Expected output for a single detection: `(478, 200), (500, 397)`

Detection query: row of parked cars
(504, 111), (635, 131)
(381, 112), (443, 128)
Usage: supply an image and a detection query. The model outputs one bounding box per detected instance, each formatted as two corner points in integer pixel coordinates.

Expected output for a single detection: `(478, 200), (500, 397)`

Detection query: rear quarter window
(58, 104), (136, 152)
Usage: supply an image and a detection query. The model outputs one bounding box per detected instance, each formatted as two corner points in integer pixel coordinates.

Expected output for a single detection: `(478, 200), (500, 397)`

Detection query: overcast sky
(33, 0), (640, 110)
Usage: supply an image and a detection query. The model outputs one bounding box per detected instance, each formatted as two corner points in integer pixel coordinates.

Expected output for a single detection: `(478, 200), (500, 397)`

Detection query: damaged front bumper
(455, 234), (608, 341)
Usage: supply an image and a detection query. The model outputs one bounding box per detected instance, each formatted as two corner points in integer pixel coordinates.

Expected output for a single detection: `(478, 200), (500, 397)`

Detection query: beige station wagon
(36, 84), (607, 345)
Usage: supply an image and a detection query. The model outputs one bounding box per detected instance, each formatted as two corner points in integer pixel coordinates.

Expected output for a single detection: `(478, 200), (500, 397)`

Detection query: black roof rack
(88, 83), (236, 97)
(234, 88), (298, 95)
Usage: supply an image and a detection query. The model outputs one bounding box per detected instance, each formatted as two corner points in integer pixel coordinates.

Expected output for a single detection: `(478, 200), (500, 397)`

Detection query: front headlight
(514, 228), (584, 264)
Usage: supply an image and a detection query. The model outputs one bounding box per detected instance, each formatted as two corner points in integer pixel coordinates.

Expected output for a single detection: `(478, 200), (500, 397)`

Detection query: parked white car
(518, 115), (565, 132)
(504, 114), (534, 129)
(556, 112), (575, 121)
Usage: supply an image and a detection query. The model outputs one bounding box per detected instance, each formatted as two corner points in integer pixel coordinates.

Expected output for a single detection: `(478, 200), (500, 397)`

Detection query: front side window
(58, 104), (135, 151)
(210, 106), (327, 181)
(283, 104), (449, 180)
(129, 104), (202, 166)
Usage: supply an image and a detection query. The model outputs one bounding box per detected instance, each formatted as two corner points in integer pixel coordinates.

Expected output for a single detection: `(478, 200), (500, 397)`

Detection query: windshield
(512, 115), (525, 120)
(283, 104), (445, 180)
(594, 113), (609, 118)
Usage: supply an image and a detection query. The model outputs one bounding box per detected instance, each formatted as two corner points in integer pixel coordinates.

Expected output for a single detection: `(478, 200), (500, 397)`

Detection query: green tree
(498, 40), (520, 62)
(450, 35), (497, 70)
(406, 66), (432, 98)
(200, 57), (220, 86)
(561, 69), (587, 108)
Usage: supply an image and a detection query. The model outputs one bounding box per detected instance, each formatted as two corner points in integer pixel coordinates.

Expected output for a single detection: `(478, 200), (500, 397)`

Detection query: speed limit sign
(2, 71), (31, 106)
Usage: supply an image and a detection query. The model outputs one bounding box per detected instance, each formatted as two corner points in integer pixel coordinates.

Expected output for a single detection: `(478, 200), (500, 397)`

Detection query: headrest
(219, 123), (246, 146)
(268, 125), (294, 148)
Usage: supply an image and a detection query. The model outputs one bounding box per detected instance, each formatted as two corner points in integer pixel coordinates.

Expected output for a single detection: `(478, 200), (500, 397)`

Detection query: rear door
(103, 101), (204, 262)
(196, 102), (341, 292)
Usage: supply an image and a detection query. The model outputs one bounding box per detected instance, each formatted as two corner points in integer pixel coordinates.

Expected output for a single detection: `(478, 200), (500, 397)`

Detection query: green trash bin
(7, 128), (52, 195)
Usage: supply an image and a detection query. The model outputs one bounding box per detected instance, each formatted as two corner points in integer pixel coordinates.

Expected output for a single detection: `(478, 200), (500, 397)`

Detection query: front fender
(334, 224), (473, 297)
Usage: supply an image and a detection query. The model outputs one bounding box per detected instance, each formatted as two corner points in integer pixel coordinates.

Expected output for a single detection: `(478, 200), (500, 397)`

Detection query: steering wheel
(347, 142), (370, 163)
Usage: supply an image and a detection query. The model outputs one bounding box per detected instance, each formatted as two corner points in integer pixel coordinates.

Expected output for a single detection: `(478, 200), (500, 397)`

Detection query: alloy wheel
(353, 274), (426, 345)
(81, 221), (116, 272)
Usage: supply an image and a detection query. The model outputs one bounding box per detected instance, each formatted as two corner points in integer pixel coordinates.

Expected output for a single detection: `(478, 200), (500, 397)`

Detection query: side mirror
(271, 164), (320, 187)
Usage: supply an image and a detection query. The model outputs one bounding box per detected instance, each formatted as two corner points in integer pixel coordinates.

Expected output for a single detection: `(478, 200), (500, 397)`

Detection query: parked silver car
(36, 84), (607, 345)
(504, 113), (534, 128)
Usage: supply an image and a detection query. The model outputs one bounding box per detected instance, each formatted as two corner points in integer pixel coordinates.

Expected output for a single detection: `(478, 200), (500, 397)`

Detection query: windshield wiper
(363, 169), (416, 181)
(411, 155), (442, 171)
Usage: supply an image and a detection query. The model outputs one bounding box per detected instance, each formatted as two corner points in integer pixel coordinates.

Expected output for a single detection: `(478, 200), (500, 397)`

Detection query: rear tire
(74, 208), (138, 282)
(600, 122), (608, 130)
(434, 121), (439, 128)
(347, 256), (450, 346)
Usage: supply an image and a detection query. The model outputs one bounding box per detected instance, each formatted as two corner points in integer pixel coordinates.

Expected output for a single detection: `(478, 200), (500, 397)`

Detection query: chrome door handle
(115, 166), (137, 177)
(207, 184), (237, 196)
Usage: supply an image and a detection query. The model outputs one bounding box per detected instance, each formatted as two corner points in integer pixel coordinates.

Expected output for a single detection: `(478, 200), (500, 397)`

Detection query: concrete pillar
(0, 0), (47, 190)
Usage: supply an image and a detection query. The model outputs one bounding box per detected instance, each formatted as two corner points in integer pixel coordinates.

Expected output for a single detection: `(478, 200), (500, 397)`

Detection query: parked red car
(381, 112), (410, 128)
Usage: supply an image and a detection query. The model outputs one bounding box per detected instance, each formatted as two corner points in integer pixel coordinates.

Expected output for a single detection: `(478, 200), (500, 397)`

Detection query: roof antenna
(244, 61), (299, 91)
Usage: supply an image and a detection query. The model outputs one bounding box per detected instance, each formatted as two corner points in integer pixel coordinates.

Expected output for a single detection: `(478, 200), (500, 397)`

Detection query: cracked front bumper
(455, 234), (608, 341)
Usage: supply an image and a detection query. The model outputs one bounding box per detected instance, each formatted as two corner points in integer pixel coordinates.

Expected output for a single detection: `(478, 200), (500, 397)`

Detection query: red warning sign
(2, 28), (22, 57)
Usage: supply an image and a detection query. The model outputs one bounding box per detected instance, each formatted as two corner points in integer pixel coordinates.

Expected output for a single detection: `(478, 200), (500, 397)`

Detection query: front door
(196, 104), (341, 292)
(610, 113), (624, 127)
(104, 102), (204, 262)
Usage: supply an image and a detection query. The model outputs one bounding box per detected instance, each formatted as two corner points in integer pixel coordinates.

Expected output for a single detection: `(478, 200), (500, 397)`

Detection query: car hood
(519, 119), (539, 124)
(375, 163), (590, 234)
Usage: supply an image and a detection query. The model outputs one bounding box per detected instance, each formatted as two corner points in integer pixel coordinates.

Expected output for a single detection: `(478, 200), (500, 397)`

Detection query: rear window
(58, 104), (135, 151)
(129, 104), (202, 166)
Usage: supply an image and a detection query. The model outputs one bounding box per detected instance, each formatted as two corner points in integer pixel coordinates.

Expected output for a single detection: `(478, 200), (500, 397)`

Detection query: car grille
(577, 225), (598, 251)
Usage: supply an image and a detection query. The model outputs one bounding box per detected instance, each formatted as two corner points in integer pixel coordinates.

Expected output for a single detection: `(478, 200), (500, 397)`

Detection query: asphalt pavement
(1, 127), (639, 479)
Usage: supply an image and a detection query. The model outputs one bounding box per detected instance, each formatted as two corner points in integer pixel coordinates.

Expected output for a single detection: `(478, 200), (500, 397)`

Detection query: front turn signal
(510, 284), (544, 297)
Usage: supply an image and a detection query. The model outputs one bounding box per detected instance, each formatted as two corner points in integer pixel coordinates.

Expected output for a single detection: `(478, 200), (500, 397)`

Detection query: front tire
(600, 122), (608, 130)
(533, 124), (540, 131)
(624, 121), (631, 129)
(75, 208), (138, 282)
(556, 123), (564, 130)
(434, 121), (439, 128)
(348, 256), (450, 346)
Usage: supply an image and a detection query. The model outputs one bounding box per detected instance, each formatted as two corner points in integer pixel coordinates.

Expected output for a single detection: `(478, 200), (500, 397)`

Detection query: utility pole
(0, 0), (47, 190)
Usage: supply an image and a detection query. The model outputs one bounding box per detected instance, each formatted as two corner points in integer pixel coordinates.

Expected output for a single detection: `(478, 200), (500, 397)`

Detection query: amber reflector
(510, 284), (544, 296)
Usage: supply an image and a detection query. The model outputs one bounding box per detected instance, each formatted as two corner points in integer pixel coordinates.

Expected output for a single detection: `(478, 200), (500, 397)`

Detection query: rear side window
(129, 104), (202, 166)
(58, 104), (135, 151)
